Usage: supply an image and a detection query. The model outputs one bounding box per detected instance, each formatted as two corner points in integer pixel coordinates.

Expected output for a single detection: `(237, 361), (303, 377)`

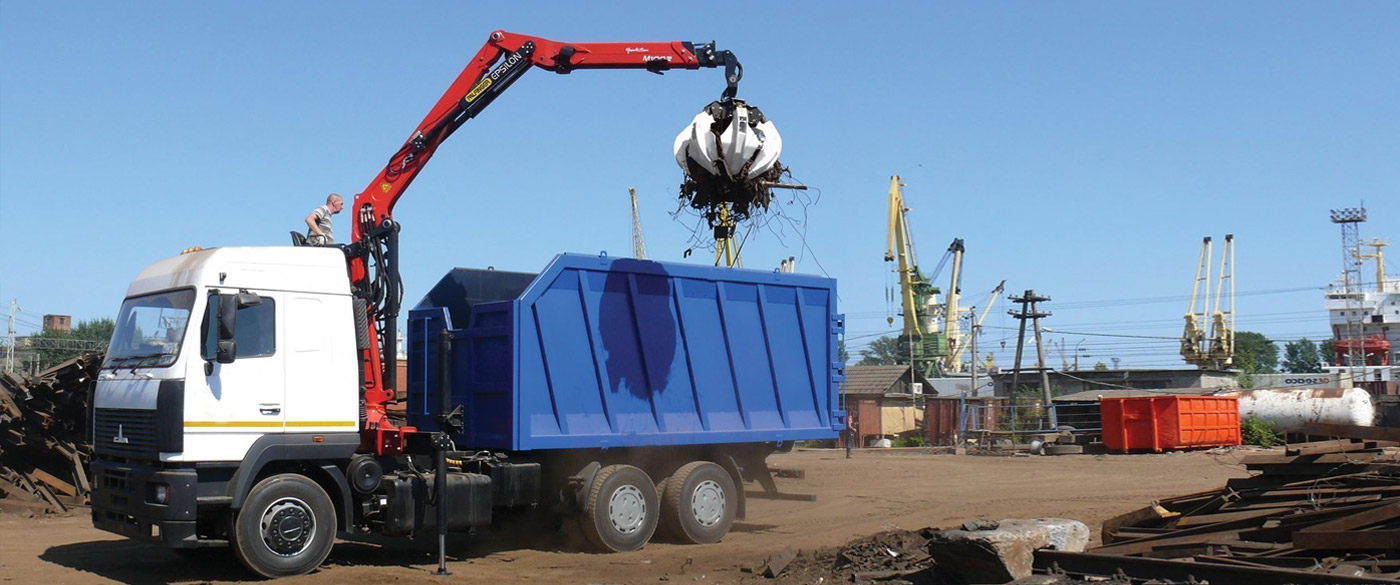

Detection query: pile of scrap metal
(1036, 423), (1400, 584)
(0, 353), (101, 515)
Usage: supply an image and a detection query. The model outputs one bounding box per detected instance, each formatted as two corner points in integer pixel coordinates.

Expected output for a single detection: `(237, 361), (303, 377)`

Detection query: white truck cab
(91, 247), (360, 558)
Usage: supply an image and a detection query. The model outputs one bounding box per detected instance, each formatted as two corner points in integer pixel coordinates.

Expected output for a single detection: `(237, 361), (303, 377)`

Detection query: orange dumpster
(1100, 395), (1240, 453)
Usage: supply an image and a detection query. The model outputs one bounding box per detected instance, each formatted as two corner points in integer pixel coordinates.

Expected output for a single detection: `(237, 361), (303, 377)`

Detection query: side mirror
(216, 295), (238, 364)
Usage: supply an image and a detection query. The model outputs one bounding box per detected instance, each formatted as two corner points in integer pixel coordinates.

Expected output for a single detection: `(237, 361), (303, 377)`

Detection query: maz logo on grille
(113, 424), (130, 444)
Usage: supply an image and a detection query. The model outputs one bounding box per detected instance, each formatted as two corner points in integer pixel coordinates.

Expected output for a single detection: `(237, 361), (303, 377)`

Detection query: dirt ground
(0, 448), (1253, 585)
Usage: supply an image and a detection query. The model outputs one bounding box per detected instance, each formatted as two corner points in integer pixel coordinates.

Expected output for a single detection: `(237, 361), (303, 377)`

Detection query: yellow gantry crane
(1182, 235), (1235, 369)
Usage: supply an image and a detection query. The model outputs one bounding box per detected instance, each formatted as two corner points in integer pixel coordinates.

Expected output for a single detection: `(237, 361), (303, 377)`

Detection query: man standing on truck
(304, 193), (343, 245)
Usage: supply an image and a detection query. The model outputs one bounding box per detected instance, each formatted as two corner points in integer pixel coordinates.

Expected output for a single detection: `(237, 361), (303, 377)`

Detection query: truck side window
(202, 294), (278, 360)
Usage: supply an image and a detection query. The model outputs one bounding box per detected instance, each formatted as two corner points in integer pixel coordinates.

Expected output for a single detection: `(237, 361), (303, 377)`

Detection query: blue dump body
(406, 253), (845, 452)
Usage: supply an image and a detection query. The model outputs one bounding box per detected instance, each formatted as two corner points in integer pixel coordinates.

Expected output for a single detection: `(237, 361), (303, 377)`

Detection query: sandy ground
(0, 448), (1253, 585)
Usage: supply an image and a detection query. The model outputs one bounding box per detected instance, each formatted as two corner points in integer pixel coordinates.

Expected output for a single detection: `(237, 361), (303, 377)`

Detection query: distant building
(921, 375), (1002, 398)
(42, 314), (71, 333)
(989, 368), (1236, 399)
(843, 365), (934, 446)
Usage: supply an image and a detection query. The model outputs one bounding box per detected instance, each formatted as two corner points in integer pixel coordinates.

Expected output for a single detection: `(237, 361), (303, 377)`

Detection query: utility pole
(970, 318), (979, 398)
(1008, 292), (1030, 429)
(964, 319), (978, 448)
(1010, 290), (1055, 428)
(5, 300), (17, 374)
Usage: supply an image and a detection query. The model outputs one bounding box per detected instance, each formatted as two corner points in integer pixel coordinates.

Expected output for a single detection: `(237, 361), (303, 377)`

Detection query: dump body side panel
(407, 254), (843, 451)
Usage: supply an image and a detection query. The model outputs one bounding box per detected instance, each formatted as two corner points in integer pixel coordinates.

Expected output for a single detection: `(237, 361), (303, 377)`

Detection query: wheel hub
(607, 485), (646, 534)
(690, 479), (725, 527)
(261, 497), (315, 556)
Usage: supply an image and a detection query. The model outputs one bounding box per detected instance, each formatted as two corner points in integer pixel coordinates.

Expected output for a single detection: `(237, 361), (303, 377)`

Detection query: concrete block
(926, 518), (1089, 583)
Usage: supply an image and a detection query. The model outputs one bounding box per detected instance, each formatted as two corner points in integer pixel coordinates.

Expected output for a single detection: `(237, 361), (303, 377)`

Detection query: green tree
(1233, 331), (1278, 374)
(1318, 338), (1337, 367)
(1281, 338), (1322, 373)
(1093, 361), (1108, 371)
(28, 317), (114, 370)
(838, 339), (850, 364)
(858, 335), (905, 366)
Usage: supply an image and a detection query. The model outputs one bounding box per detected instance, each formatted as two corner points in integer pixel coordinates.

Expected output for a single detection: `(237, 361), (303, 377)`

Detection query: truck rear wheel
(657, 461), (735, 544)
(232, 473), (336, 578)
(578, 464), (658, 552)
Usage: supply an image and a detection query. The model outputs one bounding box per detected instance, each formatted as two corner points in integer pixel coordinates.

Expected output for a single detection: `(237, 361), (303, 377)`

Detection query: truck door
(280, 294), (359, 434)
(185, 290), (286, 461)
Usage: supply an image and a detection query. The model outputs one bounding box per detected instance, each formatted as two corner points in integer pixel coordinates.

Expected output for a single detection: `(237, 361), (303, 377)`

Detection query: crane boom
(1206, 234), (1234, 367)
(1182, 235), (1235, 369)
(1181, 237), (1212, 366)
(344, 30), (744, 454)
(630, 188), (647, 260)
(947, 279), (1004, 371)
(942, 238), (965, 371)
(886, 176), (924, 337)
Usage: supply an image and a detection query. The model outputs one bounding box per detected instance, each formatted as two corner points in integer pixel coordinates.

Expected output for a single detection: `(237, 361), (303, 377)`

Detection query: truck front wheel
(232, 473), (336, 577)
(578, 464), (658, 552)
(658, 461), (736, 544)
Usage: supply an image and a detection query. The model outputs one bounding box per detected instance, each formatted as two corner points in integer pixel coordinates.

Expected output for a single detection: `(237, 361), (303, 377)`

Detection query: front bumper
(90, 458), (200, 548)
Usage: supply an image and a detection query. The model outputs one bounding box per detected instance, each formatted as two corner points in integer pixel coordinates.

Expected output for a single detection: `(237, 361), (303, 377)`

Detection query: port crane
(886, 176), (989, 377)
(885, 176), (943, 377)
(1181, 235), (1234, 369)
(946, 279), (1005, 373)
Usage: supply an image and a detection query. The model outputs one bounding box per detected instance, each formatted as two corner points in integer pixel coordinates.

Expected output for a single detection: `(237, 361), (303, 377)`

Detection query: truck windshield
(104, 289), (196, 369)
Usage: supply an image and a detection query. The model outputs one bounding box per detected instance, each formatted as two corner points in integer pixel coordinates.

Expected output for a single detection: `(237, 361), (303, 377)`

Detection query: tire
(577, 464), (658, 552)
(231, 473), (337, 578)
(1043, 444), (1084, 456)
(657, 461), (736, 544)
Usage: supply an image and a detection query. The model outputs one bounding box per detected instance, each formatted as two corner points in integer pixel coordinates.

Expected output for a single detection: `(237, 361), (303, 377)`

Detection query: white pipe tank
(1228, 387), (1374, 432)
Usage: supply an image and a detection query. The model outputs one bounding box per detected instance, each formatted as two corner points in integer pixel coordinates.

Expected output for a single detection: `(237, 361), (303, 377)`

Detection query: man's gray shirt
(309, 204), (334, 244)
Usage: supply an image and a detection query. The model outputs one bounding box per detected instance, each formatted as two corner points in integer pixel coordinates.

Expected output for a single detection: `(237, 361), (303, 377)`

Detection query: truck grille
(94, 408), (158, 459)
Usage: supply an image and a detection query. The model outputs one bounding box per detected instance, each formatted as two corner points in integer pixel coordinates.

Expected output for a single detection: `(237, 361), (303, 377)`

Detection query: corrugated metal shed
(923, 396), (1008, 446)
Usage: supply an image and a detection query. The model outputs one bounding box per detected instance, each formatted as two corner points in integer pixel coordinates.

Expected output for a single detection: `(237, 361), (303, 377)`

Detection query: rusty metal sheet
(1299, 422), (1400, 442)
(1035, 550), (1399, 584)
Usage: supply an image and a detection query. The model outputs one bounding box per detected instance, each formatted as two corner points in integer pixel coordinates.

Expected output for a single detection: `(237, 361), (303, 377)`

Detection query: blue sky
(2, 2), (1396, 368)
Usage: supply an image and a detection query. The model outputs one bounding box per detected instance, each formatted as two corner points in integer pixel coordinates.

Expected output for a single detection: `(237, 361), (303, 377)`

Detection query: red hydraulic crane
(338, 31), (746, 455)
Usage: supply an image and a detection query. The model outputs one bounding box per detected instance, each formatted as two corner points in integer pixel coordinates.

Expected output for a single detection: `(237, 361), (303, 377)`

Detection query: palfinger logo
(464, 78), (493, 103)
